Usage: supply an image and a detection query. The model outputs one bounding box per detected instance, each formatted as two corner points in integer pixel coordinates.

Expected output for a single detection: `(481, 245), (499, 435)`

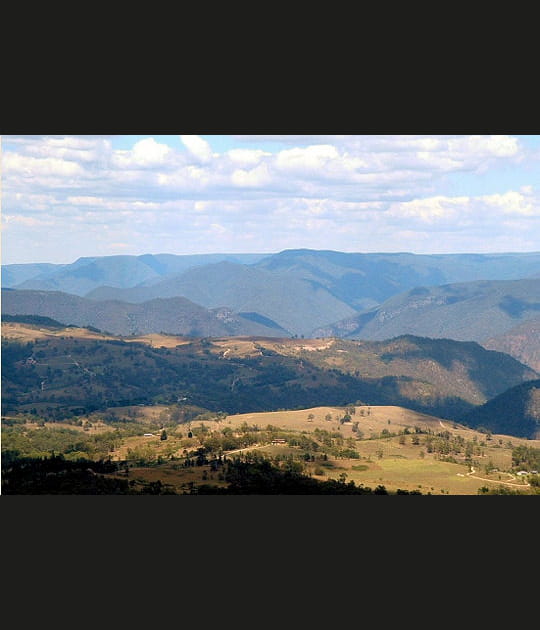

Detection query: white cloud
(3, 153), (86, 177)
(448, 135), (519, 158)
(387, 189), (539, 225)
(480, 191), (536, 216)
(2, 134), (538, 263)
(112, 138), (172, 168)
(275, 145), (340, 174)
(226, 148), (270, 166)
(388, 196), (470, 222)
(3, 136), (113, 165)
(131, 138), (172, 165)
(180, 135), (213, 163)
(231, 164), (272, 188)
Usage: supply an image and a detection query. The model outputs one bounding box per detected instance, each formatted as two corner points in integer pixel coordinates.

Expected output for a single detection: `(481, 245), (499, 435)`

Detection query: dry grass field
(195, 405), (458, 438)
(0, 322), (192, 349)
(23, 420), (114, 435)
(104, 404), (538, 495)
(1, 322), (113, 342)
(125, 333), (191, 348)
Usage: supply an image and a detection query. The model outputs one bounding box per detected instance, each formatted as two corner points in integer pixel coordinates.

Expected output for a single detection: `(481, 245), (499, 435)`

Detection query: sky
(1, 134), (539, 264)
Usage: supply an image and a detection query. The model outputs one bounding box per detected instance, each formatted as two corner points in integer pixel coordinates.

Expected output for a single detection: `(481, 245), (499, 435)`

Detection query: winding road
(463, 466), (530, 488)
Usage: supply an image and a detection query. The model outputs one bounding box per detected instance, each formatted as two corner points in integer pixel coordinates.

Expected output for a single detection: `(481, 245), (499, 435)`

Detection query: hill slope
(314, 278), (540, 342)
(482, 317), (540, 372)
(460, 379), (540, 439)
(2, 324), (536, 428)
(205, 334), (537, 410)
(0, 289), (289, 337)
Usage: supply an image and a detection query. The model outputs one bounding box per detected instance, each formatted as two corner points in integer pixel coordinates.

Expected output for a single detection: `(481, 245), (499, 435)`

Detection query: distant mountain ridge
(4, 249), (540, 339)
(314, 278), (540, 345)
(3, 253), (269, 294)
(86, 261), (358, 336)
(0, 289), (290, 337)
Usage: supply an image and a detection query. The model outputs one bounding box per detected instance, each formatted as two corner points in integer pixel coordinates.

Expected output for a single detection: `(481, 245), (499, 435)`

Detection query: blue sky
(2, 134), (539, 264)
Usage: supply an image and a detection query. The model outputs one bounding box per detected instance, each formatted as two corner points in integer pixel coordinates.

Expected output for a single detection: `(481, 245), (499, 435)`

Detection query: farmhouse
(271, 438), (287, 445)
(143, 433), (155, 437)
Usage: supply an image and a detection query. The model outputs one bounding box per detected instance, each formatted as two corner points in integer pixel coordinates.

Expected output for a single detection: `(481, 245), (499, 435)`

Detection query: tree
(160, 429), (168, 441)
(307, 413), (315, 422)
(325, 414), (332, 422)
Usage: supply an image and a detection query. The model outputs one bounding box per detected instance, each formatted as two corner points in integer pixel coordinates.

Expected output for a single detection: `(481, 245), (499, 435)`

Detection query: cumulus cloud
(275, 145), (340, 173)
(226, 148), (270, 166)
(128, 138), (171, 165)
(113, 138), (172, 168)
(387, 189), (539, 229)
(3, 153), (86, 177)
(231, 164), (272, 188)
(180, 135), (213, 163)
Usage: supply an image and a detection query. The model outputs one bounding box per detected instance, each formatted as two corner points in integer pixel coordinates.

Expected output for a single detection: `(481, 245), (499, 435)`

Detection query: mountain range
(2, 253), (267, 294)
(314, 278), (540, 342)
(0, 289), (289, 337)
(4, 249), (540, 341)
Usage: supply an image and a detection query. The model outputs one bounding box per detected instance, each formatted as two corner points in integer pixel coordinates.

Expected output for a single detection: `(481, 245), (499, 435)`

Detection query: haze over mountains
(0, 289), (289, 337)
(3, 249), (540, 348)
(315, 278), (540, 341)
(3, 253), (267, 295)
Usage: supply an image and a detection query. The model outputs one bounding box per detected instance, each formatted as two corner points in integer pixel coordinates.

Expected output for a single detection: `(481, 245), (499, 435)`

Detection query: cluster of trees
(512, 445), (540, 471)
(1, 424), (127, 460)
(2, 453), (180, 494)
(194, 453), (402, 495)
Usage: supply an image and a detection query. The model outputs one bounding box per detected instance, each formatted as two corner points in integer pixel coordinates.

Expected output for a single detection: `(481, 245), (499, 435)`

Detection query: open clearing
(0, 322), (113, 342)
(1, 322), (192, 348)
(197, 405), (466, 437)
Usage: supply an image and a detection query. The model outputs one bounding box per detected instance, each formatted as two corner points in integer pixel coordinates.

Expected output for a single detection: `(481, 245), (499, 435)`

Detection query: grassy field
(4, 398), (539, 494)
(103, 404), (538, 494)
(24, 420), (114, 435)
(0, 322), (113, 342)
(0, 322), (192, 348)
(196, 404), (464, 438)
(112, 463), (228, 493)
